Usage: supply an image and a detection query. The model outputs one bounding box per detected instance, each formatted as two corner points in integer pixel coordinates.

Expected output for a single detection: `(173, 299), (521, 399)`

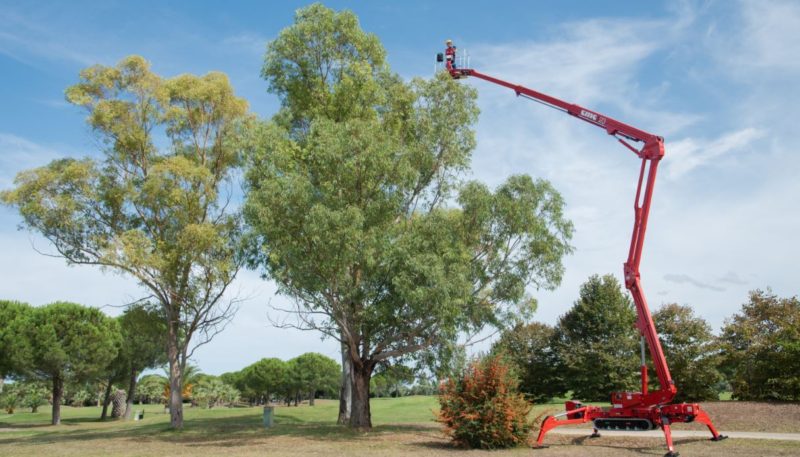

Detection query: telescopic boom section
(451, 67), (674, 400)
(446, 57), (726, 457)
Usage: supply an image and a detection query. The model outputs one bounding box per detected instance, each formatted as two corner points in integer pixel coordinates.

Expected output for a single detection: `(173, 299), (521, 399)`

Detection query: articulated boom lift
(441, 52), (727, 457)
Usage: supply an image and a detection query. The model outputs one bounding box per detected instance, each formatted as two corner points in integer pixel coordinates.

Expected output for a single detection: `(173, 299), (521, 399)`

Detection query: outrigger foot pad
(589, 432), (601, 438)
(664, 452), (680, 457)
(710, 434), (728, 441)
(533, 444), (549, 450)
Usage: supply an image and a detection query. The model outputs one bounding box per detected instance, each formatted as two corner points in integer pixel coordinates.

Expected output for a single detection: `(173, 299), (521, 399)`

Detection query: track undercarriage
(536, 397), (727, 456)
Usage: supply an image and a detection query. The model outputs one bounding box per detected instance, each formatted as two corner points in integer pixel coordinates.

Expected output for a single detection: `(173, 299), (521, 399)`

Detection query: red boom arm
(456, 68), (674, 400)
(448, 64), (726, 456)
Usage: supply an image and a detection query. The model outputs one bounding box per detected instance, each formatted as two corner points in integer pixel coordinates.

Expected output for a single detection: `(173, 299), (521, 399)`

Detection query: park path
(551, 428), (800, 441)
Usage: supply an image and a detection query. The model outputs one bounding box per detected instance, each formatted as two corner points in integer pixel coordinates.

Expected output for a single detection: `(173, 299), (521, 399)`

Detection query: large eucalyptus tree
(245, 3), (573, 429)
(2, 56), (252, 428)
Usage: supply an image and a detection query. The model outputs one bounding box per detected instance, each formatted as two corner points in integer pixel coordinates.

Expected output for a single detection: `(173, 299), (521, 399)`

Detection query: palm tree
(162, 364), (202, 406)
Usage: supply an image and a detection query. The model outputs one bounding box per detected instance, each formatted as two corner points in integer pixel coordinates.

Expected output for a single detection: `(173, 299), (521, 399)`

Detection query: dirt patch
(532, 401), (800, 434)
(696, 401), (800, 433)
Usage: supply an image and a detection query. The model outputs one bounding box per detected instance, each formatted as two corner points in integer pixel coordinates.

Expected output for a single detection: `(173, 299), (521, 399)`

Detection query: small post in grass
(263, 406), (274, 428)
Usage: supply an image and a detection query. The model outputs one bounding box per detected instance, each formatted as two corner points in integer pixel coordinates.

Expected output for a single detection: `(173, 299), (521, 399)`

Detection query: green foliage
(653, 303), (723, 402)
(242, 358), (287, 403)
(247, 2), (572, 428)
(371, 363), (415, 398)
(491, 321), (562, 403)
(192, 376), (239, 408)
(409, 375), (439, 396)
(14, 302), (121, 385)
(117, 304), (167, 378)
(553, 274), (638, 401)
(1, 55), (252, 427)
(0, 383), (22, 413)
(289, 352), (340, 398)
(262, 2), (386, 125)
(224, 353), (340, 405)
(161, 363), (202, 400)
(8, 302), (120, 423)
(719, 289), (800, 400)
(68, 384), (94, 407)
(437, 355), (532, 449)
(0, 300), (32, 378)
(135, 374), (168, 404)
(370, 373), (392, 398)
(20, 381), (50, 413)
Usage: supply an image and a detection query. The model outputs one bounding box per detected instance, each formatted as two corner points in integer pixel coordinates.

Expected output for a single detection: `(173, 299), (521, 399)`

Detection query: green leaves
(22, 302), (121, 381)
(117, 303), (167, 377)
(720, 290), (800, 400)
(290, 352), (340, 396)
(459, 175), (574, 326)
(491, 322), (561, 403)
(653, 303), (723, 402)
(0, 300), (33, 378)
(3, 55), (252, 428)
(553, 274), (639, 401)
(263, 3), (386, 123)
(246, 6), (574, 403)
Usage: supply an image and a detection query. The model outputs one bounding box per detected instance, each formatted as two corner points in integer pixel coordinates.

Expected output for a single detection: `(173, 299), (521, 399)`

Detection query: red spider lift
(439, 48), (727, 457)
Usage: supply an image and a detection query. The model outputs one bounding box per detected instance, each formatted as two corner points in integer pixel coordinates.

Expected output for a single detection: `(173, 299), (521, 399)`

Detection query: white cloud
(736, 0), (800, 73)
(718, 271), (748, 285)
(469, 18), (661, 107)
(460, 3), (796, 334)
(221, 33), (269, 56)
(663, 273), (725, 292)
(465, 30), (663, 326)
(0, 133), (66, 188)
(0, 10), (101, 66)
(2, 0), (797, 372)
(665, 127), (765, 180)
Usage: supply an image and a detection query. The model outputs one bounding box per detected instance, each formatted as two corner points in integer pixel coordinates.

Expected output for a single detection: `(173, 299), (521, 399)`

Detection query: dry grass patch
(1, 398), (799, 456)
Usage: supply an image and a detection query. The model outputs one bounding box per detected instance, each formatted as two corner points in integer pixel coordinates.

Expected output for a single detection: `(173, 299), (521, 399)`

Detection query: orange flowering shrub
(437, 355), (533, 449)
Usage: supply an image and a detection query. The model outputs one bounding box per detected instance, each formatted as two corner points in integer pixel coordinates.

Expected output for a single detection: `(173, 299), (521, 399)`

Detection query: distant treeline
(491, 275), (800, 403)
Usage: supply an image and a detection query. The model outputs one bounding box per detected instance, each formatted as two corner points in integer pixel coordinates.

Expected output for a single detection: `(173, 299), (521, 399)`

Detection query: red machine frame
(445, 61), (727, 456)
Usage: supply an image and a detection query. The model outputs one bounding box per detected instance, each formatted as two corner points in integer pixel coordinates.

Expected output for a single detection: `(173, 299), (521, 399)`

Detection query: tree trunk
(123, 368), (138, 420)
(349, 362), (374, 430)
(111, 389), (127, 418)
(337, 344), (352, 425)
(309, 390), (315, 406)
(167, 335), (184, 429)
(51, 376), (64, 425)
(100, 378), (113, 420)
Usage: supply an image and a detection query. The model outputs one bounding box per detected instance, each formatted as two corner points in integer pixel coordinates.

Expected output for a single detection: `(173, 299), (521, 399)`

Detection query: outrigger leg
(694, 409), (728, 441)
(661, 417), (678, 457)
(535, 406), (598, 448)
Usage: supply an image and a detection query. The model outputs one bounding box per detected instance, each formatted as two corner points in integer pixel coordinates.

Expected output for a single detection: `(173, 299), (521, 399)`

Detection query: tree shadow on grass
(0, 417), (104, 430)
(0, 414), (443, 449)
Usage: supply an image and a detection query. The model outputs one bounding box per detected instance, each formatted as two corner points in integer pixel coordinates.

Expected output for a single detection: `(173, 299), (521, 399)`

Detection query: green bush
(437, 355), (532, 449)
(1, 384), (22, 414)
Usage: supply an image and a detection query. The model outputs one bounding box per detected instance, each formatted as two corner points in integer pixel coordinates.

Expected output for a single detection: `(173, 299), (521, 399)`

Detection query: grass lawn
(1, 396), (798, 456)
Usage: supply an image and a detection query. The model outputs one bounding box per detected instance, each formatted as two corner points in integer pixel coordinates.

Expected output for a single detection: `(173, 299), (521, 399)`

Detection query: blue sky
(1, 1), (798, 375)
